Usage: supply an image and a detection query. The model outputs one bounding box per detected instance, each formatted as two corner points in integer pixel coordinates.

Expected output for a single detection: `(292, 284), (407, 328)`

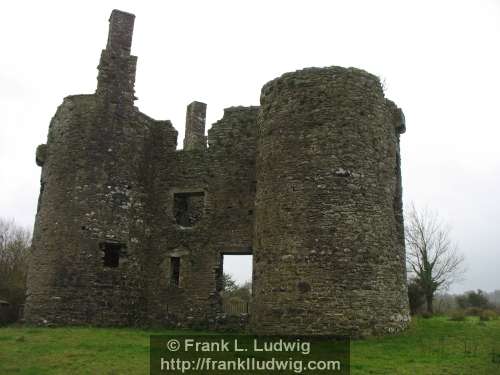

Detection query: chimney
(183, 101), (207, 151)
(96, 10), (137, 107)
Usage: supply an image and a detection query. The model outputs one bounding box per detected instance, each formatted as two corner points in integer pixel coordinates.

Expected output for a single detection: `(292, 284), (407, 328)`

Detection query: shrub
(479, 309), (497, 321)
(449, 310), (466, 321)
(420, 312), (433, 319)
(465, 307), (483, 316)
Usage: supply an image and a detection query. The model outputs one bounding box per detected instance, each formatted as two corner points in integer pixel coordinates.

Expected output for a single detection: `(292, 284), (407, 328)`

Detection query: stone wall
(142, 106), (258, 327)
(252, 67), (409, 336)
(25, 92), (178, 325)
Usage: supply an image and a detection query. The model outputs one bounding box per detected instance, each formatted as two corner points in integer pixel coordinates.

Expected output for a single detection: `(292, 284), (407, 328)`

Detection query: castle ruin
(25, 10), (410, 336)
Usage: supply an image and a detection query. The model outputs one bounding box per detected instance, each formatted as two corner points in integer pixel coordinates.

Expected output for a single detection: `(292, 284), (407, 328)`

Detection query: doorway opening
(219, 254), (253, 315)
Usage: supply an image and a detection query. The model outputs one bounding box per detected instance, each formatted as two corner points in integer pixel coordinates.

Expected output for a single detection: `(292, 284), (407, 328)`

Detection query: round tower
(251, 67), (409, 336)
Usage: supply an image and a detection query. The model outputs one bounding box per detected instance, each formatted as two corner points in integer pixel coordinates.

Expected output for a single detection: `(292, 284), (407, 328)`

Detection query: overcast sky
(1, 0), (499, 291)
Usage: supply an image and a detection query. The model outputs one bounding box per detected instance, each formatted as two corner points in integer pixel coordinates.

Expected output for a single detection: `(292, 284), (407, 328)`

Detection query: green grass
(0, 317), (499, 374)
(351, 317), (500, 374)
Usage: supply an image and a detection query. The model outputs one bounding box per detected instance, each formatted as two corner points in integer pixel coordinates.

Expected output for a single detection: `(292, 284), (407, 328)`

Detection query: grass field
(0, 317), (499, 374)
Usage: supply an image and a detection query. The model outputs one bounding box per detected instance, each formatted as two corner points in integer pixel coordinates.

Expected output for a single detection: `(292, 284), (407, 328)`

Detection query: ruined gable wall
(25, 10), (179, 326)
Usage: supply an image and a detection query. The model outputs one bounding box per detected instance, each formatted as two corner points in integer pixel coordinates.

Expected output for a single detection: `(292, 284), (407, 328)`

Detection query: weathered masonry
(25, 9), (410, 336)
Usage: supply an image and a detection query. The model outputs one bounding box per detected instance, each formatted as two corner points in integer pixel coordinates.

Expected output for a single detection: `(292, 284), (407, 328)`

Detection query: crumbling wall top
(260, 66), (383, 100)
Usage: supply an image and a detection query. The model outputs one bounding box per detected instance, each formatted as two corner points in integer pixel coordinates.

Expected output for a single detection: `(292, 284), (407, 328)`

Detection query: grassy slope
(0, 317), (499, 374)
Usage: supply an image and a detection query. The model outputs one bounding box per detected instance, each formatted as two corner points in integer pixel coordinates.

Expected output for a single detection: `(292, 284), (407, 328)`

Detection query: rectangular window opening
(173, 191), (205, 227)
(100, 242), (125, 268)
(170, 257), (181, 287)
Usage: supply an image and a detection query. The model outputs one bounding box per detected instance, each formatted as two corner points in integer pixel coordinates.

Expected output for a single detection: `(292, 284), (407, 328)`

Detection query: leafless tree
(405, 204), (465, 314)
(0, 218), (31, 312)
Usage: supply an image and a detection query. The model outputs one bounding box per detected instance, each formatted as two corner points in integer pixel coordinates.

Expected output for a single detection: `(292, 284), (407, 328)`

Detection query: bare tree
(405, 204), (465, 314)
(0, 218), (31, 316)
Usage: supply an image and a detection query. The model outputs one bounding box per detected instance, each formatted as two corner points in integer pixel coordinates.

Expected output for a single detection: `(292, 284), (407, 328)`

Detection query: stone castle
(25, 10), (410, 336)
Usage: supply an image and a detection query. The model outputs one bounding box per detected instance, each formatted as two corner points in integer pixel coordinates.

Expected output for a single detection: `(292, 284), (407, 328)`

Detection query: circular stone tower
(251, 67), (409, 336)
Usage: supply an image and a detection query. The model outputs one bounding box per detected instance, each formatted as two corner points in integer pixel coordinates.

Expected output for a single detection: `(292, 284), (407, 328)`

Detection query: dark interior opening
(170, 257), (180, 287)
(100, 242), (124, 268)
(173, 191), (205, 227)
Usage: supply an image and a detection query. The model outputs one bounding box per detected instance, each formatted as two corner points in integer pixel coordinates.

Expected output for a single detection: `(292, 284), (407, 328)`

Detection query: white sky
(1, 0), (499, 291)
